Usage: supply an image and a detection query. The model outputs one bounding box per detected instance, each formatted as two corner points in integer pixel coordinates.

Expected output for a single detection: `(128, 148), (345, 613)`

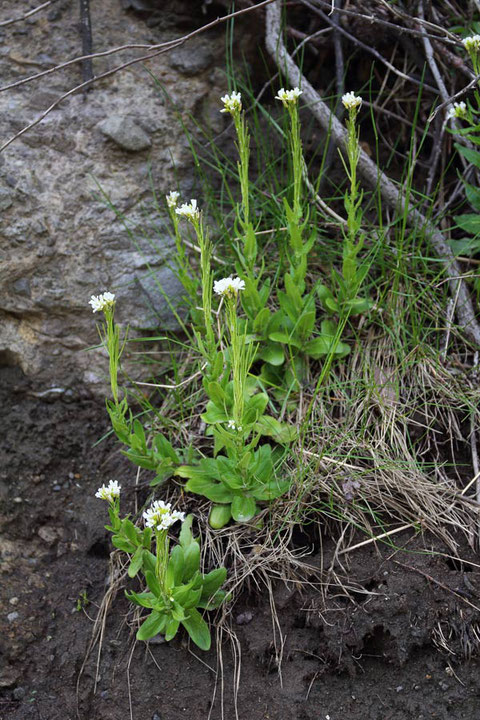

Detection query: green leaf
(185, 477), (235, 503)
(464, 181), (480, 213)
(231, 495), (257, 522)
(269, 330), (302, 349)
(167, 545), (185, 588)
(125, 590), (157, 609)
(284, 273), (303, 313)
(111, 536), (135, 553)
(454, 213), (480, 235)
(252, 478), (290, 500)
(255, 415), (296, 444)
(136, 611), (167, 641)
(296, 310), (316, 340)
(201, 401), (229, 424)
(153, 434), (179, 463)
(455, 143), (480, 170)
(206, 381), (227, 407)
(133, 419), (146, 446)
(123, 449), (156, 470)
(182, 608), (211, 651)
(253, 306), (271, 334)
(164, 617), (180, 642)
(128, 547), (144, 578)
(208, 504), (232, 529)
(122, 518), (139, 546)
(257, 342), (285, 366)
(142, 550), (157, 575)
(183, 541), (200, 581)
(201, 568), (227, 599)
(325, 297), (340, 312)
(179, 514), (194, 549)
(145, 570), (162, 598)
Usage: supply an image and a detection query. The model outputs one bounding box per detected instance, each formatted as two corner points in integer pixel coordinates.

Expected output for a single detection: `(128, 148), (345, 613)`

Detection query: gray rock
(0, 0), (226, 394)
(13, 686), (26, 700)
(98, 115), (151, 152)
(169, 43), (214, 75)
(7, 611), (19, 622)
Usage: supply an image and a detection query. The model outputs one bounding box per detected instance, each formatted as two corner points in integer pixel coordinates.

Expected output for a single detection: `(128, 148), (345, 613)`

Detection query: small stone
(13, 686), (26, 700)
(9, 597), (19, 605)
(13, 497), (22, 503)
(395, 685), (403, 693)
(235, 611), (254, 625)
(98, 115), (151, 152)
(7, 611), (19, 622)
(152, 713), (162, 720)
(52, 485), (61, 492)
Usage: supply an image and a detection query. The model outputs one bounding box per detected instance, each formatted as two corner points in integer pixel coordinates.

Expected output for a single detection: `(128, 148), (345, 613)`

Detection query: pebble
(7, 611), (19, 622)
(52, 485), (61, 492)
(152, 713), (162, 720)
(13, 686), (25, 700)
(9, 597), (19, 606)
(395, 685), (403, 693)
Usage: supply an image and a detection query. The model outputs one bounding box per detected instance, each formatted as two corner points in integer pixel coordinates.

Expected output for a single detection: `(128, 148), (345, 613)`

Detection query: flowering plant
(97, 487), (227, 650)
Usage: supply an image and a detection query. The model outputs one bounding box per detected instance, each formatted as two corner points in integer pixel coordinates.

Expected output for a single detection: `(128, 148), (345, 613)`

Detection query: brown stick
(265, 0), (480, 347)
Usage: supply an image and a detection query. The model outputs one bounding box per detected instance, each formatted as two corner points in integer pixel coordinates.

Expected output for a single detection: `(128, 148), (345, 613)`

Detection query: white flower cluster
(213, 276), (245, 296)
(227, 419), (243, 431)
(166, 190), (180, 208)
(175, 198), (200, 221)
(463, 35), (480, 53)
(89, 291), (115, 313)
(275, 87), (302, 106)
(143, 500), (185, 532)
(95, 480), (121, 502)
(220, 91), (242, 114)
(342, 92), (362, 111)
(446, 101), (467, 120)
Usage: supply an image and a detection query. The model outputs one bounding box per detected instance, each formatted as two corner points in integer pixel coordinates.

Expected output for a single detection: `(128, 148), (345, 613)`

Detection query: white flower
(166, 190), (180, 208)
(220, 91), (242, 114)
(213, 276), (245, 296)
(227, 419), (242, 431)
(143, 500), (185, 532)
(275, 87), (302, 106)
(175, 199), (200, 221)
(446, 101), (467, 120)
(89, 291), (115, 313)
(342, 92), (362, 111)
(95, 480), (121, 502)
(463, 35), (480, 53)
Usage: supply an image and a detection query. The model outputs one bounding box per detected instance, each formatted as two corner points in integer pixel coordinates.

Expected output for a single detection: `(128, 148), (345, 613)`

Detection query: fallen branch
(265, 0), (480, 347)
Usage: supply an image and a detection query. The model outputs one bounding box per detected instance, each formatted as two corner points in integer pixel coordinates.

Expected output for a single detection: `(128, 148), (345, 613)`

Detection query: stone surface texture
(0, 0), (230, 393)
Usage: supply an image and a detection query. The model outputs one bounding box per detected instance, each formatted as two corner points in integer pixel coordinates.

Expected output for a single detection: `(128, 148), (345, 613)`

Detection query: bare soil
(1, 366), (480, 720)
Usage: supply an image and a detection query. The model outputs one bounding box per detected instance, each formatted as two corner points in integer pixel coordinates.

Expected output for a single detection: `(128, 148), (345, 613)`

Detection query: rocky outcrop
(0, 0), (229, 394)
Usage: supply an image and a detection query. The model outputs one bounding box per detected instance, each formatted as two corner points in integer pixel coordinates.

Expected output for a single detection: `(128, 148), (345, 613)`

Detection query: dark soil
(1, 365), (480, 720)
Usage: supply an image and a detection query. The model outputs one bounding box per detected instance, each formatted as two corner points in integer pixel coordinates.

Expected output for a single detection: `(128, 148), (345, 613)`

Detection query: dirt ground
(1, 365), (480, 720)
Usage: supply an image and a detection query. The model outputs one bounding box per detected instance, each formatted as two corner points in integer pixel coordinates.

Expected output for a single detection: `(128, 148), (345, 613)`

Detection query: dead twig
(0, 1), (51, 27)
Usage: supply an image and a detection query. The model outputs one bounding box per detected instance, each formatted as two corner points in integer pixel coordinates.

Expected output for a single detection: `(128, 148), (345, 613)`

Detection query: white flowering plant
(176, 274), (295, 528)
(316, 92), (373, 319)
(445, 31), (480, 256)
(97, 486), (227, 650)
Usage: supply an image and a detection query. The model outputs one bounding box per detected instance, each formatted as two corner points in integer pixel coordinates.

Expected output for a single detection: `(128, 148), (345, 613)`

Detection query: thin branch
(301, 0), (439, 94)
(0, 0), (276, 153)
(0, 1), (51, 27)
(0, 0), (275, 95)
